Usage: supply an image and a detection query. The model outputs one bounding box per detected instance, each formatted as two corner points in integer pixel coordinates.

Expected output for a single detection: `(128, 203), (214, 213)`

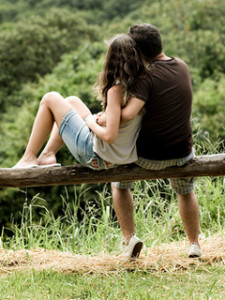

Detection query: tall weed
(1, 176), (224, 253)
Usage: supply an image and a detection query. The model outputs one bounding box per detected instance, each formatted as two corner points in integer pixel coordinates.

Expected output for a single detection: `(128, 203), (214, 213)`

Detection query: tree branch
(0, 154), (224, 188)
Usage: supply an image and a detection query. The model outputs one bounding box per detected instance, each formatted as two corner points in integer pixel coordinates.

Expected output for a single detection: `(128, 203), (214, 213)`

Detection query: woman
(13, 34), (145, 170)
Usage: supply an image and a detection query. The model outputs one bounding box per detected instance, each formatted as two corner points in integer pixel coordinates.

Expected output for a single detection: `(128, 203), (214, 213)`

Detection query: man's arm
(121, 97), (145, 124)
(95, 96), (145, 127)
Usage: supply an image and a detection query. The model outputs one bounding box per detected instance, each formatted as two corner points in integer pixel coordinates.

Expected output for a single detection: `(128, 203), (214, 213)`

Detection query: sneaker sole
(188, 253), (202, 258)
(131, 241), (143, 258)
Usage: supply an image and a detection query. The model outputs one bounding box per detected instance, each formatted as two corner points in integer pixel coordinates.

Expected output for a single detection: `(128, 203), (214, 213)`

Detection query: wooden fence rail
(0, 154), (224, 188)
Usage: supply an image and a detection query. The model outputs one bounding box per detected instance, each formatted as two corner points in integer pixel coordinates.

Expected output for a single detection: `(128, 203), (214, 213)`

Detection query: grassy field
(0, 177), (224, 299)
(0, 266), (224, 299)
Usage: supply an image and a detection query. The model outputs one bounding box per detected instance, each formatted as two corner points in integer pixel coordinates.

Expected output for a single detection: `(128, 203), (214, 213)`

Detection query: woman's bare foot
(12, 156), (39, 169)
(37, 151), (57, 166)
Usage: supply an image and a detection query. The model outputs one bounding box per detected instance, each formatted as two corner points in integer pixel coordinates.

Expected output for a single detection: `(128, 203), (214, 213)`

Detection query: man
(111, 23), (202, 259)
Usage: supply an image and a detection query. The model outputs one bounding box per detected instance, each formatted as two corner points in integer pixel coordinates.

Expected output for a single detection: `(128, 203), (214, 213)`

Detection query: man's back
(133, 57), (193, 160)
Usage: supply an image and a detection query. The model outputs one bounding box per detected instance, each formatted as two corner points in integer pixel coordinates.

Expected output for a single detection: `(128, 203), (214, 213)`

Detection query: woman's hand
(96, 112), (107, 126)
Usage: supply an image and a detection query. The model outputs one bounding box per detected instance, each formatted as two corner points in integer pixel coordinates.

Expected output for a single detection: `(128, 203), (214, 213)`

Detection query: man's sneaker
(188, 242), (202, 258)
(123, 234), (143, 259)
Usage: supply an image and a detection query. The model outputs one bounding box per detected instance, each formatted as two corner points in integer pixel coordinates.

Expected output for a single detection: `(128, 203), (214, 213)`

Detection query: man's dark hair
(129, 23), (162, 58)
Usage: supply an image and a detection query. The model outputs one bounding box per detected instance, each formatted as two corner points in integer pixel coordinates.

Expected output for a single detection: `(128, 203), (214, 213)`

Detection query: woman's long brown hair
(95, 34), (145, 110)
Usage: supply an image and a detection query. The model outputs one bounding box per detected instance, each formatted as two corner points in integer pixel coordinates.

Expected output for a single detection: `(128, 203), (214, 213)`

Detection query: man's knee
(177, 190), (196, 200)
(111, 182), (126, 194)
(111, 181), (134, 190)
(111, 183), (131, 199)
(170, 177), (195, 194)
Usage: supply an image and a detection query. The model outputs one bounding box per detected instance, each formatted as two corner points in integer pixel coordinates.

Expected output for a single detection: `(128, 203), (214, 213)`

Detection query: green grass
(0, 266), (224, 299)
(0, 176), (224, 299)
(2, 177), (224, 253)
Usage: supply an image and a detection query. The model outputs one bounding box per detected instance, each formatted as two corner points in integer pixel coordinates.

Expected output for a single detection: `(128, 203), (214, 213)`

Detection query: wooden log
(0, 154), (224, 188)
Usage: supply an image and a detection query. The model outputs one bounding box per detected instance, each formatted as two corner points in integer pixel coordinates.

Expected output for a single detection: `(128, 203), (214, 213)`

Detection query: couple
(13, 23), (202, 259)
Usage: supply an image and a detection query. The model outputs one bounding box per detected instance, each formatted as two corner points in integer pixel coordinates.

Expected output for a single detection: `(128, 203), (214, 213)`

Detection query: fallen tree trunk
(0, 154), (224, 188)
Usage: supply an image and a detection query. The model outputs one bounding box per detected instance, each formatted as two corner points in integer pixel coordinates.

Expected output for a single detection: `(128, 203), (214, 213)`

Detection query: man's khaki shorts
(112, 151), (195, 194)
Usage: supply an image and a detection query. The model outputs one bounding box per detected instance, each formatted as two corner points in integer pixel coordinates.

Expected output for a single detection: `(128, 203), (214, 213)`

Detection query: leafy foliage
(0, 0), (145, 24)
(0, 8), (98, 112)
(193, 75), (225, 147)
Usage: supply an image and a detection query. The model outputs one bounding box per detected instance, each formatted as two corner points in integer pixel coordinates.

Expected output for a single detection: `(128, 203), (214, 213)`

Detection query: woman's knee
(41, 91), (62, 106)
(65, 96), (82, 106)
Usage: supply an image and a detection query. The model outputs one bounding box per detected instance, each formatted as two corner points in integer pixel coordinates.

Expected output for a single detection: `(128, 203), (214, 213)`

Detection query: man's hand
(85, 112), (107, 127)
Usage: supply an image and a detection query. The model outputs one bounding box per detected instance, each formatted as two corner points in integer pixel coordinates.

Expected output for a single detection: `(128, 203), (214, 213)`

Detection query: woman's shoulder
(108, 85), (121, 93)
(107, 85), (123, 99)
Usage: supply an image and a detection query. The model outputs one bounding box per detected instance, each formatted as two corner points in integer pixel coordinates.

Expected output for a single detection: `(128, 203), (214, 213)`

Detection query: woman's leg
(13, 92), (87, 168)
(37, 96), (91, 166)
(37, 123), (63, 165)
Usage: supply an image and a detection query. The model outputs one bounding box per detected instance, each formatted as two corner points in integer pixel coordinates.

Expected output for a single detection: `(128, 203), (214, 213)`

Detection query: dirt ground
(0, 232), (224, 276)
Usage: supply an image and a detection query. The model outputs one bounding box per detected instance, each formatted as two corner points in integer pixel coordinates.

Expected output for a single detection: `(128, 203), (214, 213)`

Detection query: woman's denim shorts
(59, 109), (109, 169)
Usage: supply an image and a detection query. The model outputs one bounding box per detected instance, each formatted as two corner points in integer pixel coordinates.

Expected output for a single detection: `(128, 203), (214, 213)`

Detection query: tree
(0, 8), (98, 112)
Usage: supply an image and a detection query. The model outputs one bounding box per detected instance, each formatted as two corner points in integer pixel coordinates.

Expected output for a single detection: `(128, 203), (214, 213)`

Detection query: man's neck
(152, 52), (171, 61)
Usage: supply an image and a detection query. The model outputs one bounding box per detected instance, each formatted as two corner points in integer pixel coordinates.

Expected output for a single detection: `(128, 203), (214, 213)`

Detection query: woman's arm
(86, 86), (121, 144)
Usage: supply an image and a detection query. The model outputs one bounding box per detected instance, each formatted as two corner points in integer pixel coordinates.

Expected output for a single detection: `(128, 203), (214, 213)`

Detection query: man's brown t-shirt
(132, 57), (193, 160)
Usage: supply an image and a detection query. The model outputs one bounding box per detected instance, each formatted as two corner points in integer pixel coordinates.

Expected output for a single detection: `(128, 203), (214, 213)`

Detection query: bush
(192, 75), (225, 148)
(0, 8), (98, 112)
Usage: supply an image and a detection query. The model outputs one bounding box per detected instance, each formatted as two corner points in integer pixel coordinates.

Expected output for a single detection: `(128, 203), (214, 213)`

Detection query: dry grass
(0, 232), (224, 276)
